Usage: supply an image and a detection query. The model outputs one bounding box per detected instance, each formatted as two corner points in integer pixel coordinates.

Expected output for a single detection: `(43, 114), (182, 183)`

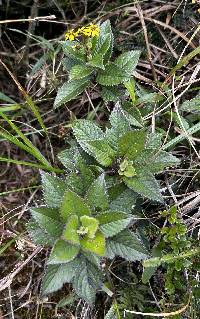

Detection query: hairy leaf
(62, 214), (79, 245)
(86, 174), (109, 211)
(97, 211), (133, 237)
(80, 231), (105, 256)
(30, 207), (63, 238)
(60, 190), (91, 222)
(41, 260), (79, 294)
(123, 171), (163, 203)
(96, 63), (129, 86)
(69, 64), (94, 80)
(106, 230), (149, 261)
(115, 50), (140, 76)
(27, 221), (55, 246)
(41, 172), (68, 208)
(119, 130), (147, 160)
(48, 239), (79, 264)
(72, 256), (103, 304)
(54, 78), (90, 108)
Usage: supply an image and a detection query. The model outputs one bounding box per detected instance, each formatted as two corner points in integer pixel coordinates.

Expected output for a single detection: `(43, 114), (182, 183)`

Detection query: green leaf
(105, 303), (118, 319)
(73, 119), (104, 142)
(41, 260), (79, 294)
(57, 146), (83, 171)
(101, 86), (122, 102)
(48, 239), (79, 264)
(84, 139), (116, 166)
(41, 172), (68, 208)
(119, 130), (147, 160)
(115, 50), (140, 76)
(94, 20), (113, 63)
(123, 171), (163, 203)
(86, 174), (109, 211)
(69, 64), (94, 80)
(30, 207), (63, 238)
(60, 190), (91, 222)
(88, 53), (105, 69)
(106, 230), (149, 261)
(145, 132), (162, 149)
(73, 120), (115, 166)
(80, 231), (105, 256)
(96, 63), (129, 86)
(109, 188), (138, 213)
(72, 256), (103, 304)
(97, 211), (133, 237)
(27, 221), (55, 246)
(80, 216), (99, 238)
(105, 103), (131, 151)
(54, 78), (90, 109)
(62, 167), (94, 197)
(142, 266), (157, 284)
(62, 214), (79, 245)
(180, 93), (200, 113)
(62, 41), (86, 62)
(133, 149), (180, 174)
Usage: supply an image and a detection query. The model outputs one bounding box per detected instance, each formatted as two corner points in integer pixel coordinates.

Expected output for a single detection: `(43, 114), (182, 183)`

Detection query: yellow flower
(65, 29), (78, 41)
(79, 23), (100, 38)
(192, 0), (196, 3)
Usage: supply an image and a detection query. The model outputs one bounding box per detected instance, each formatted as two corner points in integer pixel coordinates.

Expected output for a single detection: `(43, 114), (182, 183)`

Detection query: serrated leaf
(30, 207), (63, 238)
(115, 50), (140, 76)
(101, 86), (122, 102)
(54, 78), (90, 109)
(122, 101), (144, 128)
(65, 167), (94, 196)
(109, 188), (138, 213)
(180, 93), (200, 113)
(57, 146), (83, 171)
(60, 190), (91, 222)
(85, 139), (116, 167)
(73, 119), (104, 142)
(93, 20), (113, 63)
(119, 130), (147, 160)
(42, 260), (79, 294)
(88, 53), (105, 69)
(80, 231), (105, 256)
(145, 132), (162, 149)
(97, 211), (133, 237)
(123, 171), (163, 203)
(96, 63), (129, 86)
(41, 172), (68, 208)
(86, 174), (109, 211)
(48, 239), (80, 264)
(69, 64), (94, 80)
(62, 41), (86, 62)
(106, 230), (149, 261)
(62, 214), (79, 245)
(73, 120), (115, 166)
(62, 56), (81, 72)
(27, 221), (55, 246)
(134, 149), (180, 174)
(105, 103), (131, 151)
(72, 256), (103, 304)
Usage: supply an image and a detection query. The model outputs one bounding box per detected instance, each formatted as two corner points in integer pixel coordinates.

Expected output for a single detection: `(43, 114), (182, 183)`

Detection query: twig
(0, 15), (56, 24)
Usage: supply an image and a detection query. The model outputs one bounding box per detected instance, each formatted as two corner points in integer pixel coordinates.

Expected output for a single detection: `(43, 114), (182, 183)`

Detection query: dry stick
(124, 294), (191, 317)
(145, 17), (196, 49)
(0, 246), (42, 291)
(23, 0), (39, 63)
(137, 5), (157, 82)
(0, 15), (56, 24)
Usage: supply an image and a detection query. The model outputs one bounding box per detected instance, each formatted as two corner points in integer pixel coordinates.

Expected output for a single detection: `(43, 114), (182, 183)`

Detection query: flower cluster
(65, 23), (100, 41)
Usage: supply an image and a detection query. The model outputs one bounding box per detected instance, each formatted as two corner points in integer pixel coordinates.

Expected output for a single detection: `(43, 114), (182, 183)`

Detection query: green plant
(54, 20), (141, 108)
